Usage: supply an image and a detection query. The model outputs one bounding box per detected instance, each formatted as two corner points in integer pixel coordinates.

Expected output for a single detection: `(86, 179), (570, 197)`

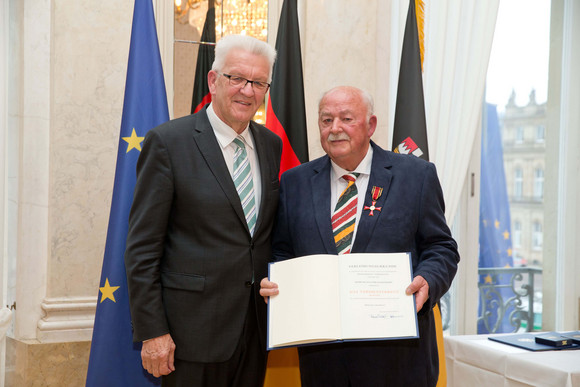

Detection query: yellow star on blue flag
(478, 104), (515, 334)
(122, 128), (145, 153)
(86, 1), (168, 385)
(99, 278), (120, 303)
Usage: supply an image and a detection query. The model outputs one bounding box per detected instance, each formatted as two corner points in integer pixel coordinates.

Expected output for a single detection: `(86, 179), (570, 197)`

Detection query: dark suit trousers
(298, 340), (435, 387)
(162, 289), (267, 387)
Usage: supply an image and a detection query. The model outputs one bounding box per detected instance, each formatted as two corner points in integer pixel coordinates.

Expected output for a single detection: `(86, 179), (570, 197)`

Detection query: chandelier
(174, 0), (268, 41)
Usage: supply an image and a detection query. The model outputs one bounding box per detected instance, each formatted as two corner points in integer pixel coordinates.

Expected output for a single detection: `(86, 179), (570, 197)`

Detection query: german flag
(191, 1), (215, 114)
(266, 0), (308, 176)
(264, 1), (307, 385)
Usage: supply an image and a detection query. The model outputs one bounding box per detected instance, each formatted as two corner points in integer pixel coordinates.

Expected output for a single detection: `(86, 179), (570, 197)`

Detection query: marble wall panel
(49, 1), (133, 297)
(5, 338), (90, 387)
(14, 0), (51, 341)
(300, 1), (391, 159)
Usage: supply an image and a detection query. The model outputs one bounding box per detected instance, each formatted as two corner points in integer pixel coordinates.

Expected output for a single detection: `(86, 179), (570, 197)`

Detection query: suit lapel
(311, 157), (337, 254)
(192, 109), (248, 232)
(352, 144), (394, 253)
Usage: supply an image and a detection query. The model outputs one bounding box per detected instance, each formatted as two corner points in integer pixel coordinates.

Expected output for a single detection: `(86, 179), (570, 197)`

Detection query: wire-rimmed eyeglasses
(218, 72), (270, 92)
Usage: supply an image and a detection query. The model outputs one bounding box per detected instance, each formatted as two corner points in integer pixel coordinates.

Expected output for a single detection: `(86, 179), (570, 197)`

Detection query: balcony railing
(509, 195), (543, 204)
(477, 267), (542, 333)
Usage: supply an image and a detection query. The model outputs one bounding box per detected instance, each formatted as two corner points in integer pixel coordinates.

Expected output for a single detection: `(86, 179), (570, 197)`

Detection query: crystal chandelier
(216, 0), (268, 40)
(174, 0), (268, 42)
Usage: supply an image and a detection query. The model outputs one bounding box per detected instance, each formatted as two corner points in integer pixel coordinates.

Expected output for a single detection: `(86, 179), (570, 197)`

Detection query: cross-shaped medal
(364, 186), (383, 216)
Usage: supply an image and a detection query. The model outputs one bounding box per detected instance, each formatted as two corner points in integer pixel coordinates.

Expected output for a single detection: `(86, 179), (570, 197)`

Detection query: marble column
(6, 0), (132, 384)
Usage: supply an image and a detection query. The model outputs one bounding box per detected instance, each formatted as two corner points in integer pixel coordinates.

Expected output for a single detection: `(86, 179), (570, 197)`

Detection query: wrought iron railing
(477, 267), (542, 333)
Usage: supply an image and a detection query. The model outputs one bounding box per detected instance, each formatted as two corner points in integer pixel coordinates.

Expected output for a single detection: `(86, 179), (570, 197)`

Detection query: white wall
(1, 1), (12, 385)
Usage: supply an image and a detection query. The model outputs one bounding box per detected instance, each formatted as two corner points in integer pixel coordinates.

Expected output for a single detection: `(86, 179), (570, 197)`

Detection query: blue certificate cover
(489, 333), (580, 351)
(561, 331), (580, 345)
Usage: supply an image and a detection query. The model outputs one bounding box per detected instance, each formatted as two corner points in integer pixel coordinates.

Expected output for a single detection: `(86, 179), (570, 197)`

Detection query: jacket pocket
(161, 271), (205, 292)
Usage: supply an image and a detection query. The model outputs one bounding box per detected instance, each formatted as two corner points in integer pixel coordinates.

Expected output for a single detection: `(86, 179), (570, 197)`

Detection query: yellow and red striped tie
(332, 173), (359, 254)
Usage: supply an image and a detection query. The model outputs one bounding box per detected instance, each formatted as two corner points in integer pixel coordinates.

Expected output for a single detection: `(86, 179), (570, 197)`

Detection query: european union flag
(86, 0), (168, 385)
(478, 103), (514, 334)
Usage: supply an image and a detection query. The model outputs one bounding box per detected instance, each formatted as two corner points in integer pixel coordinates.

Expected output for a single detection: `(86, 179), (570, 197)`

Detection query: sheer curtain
(389, 1), (500, 223)
(424, 1), (500, 223)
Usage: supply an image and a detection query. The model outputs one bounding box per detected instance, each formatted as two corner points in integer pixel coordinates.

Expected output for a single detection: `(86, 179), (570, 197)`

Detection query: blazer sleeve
(271, 172), (296, 261)
(124, 129), (173, 342)
(413, 162), (459, 310)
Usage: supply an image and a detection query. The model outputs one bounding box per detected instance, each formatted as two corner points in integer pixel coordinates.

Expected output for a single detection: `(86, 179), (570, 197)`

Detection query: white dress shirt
(206, 103), (262, 218)
(330, 146), (373, 247)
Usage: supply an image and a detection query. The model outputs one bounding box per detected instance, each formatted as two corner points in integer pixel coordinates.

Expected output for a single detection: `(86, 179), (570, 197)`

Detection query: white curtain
(424, 1), (500, 223)
(389, 1), (500, 224)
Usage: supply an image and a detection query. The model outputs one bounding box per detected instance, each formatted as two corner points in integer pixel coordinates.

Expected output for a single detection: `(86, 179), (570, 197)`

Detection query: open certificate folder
(267, 252), (419, 349)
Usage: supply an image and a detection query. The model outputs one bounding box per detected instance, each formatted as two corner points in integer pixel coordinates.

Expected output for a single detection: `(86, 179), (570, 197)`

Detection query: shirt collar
(331, 145), (373, 182)
(207, 103), (254, 150)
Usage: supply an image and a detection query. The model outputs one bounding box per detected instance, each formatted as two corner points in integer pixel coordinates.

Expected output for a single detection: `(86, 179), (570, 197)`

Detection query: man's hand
(259, 277), (279, 304)
(405, 275), (429, 313)
(142, 333), (176, 377)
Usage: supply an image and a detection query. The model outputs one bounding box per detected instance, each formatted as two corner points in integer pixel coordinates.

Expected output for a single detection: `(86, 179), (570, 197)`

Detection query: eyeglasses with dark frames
(217, 72), (271, 92)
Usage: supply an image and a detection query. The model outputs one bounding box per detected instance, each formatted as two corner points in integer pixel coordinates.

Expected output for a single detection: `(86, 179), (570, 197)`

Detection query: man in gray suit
(125, 35), (281, 387)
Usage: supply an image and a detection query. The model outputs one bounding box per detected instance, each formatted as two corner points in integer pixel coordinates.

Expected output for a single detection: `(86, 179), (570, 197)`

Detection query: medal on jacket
(364, 186), (383, 216)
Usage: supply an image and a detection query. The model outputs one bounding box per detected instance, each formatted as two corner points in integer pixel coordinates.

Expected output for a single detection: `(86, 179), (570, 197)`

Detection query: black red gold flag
(191, 1), (215, 114)
(266, 0), (308, 176)
(264, 1), (306, 385)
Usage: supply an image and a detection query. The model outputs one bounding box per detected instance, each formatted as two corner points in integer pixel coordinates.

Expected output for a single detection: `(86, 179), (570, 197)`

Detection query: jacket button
(245, 281), (252, 288)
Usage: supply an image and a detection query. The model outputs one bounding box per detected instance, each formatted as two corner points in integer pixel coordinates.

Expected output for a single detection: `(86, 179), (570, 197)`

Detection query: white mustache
(327, 133), (350, 141)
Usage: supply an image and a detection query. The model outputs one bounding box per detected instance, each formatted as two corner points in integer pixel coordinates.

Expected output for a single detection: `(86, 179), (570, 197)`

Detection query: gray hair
(319, 86), (375, 119)
(211, 35), (277, 82)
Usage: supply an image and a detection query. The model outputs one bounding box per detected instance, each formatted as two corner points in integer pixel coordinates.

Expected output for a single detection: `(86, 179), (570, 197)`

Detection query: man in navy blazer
(125, 35), (282, 386)
(260, 86), (459, 386)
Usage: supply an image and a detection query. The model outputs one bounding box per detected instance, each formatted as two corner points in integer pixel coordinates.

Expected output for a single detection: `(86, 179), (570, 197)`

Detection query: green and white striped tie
(233, 136), (257, 235)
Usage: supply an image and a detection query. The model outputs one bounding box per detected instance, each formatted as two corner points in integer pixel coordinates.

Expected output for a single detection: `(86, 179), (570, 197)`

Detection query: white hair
(211, 35), (277, 82)
(319, 86), (375, 119)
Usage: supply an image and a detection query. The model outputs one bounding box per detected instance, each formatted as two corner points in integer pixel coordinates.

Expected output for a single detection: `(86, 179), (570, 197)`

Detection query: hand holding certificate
(266, 252), (419, 349)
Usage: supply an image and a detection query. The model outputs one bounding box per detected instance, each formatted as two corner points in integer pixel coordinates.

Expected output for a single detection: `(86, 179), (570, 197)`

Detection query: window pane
(513, 220), (522, 248)
(532, 221), (543, 251)
(514, 168), (523, 199)
(481, 0), (549, 334)
(536, 125), (545, 142)
(516, 127), (524, 143)
(533, 168), (544, 199)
